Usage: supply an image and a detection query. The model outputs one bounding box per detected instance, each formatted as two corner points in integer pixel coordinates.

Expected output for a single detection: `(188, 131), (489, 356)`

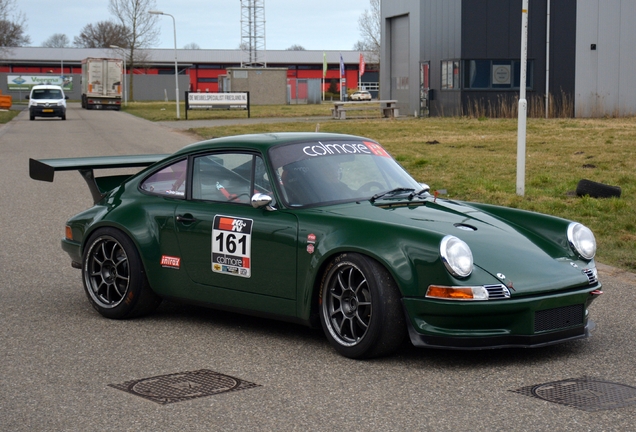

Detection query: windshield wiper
(370, 187), (415, 203)
(408, 187), (431, 200)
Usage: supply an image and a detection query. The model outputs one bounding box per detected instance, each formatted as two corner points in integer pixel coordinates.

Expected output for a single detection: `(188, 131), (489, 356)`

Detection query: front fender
(292, 210), (500, 322)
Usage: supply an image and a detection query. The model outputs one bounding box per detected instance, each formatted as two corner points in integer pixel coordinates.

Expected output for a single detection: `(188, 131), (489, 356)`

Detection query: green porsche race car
(29, 132), (602, 359)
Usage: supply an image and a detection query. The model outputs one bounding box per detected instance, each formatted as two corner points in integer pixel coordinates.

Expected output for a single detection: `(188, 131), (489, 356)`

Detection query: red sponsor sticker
(218, 217), (235, 232)
(160, 255), (181, 269)
(307, 233), (316, 244)
(307, 244), (315, 254)
(364, 141), (391, 157)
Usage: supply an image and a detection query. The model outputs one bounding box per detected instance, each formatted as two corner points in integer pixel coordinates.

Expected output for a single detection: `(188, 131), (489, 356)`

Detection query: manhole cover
(109, 369), (260, 405)
(512, 377), (636, 412)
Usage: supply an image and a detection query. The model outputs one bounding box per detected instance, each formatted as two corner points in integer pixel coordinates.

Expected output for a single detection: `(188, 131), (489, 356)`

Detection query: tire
(61, 114), (66, 120)
(30, 115), (35, 121)
(576, 179), (621, 199)
(82, 228), (162, 319)
(319, 253), (405, 359)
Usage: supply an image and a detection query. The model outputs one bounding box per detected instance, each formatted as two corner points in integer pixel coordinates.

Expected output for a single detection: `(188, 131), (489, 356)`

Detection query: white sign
(212, 215), (253, 278)
(7, 75), (73, 91)
(188, 92), (247, 107)
(492, 65), (511, 85)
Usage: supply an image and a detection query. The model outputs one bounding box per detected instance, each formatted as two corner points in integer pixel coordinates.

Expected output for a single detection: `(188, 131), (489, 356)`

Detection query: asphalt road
(2, 104), (636, 431)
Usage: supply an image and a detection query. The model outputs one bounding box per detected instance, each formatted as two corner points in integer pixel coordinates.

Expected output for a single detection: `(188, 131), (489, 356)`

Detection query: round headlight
(567, 223), (596, 260)
(440, 235), (473, 278)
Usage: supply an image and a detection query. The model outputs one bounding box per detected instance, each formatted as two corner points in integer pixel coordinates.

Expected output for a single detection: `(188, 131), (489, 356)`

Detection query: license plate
(42, 109), (54, 113)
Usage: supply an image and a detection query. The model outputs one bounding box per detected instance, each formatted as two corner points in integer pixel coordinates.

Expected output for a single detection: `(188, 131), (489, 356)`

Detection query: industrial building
(1, 47), (376, 104)
(381, 0), (636, 117)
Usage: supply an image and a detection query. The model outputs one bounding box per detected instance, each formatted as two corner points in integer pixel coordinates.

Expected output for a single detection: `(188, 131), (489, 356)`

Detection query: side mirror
(251, 193), (276, 211)
(25, 95), (30, 100)
(65, 96), (69, 100)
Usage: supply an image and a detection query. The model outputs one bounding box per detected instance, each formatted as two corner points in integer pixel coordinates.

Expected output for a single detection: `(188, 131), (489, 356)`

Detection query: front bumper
(62, 238), (82, 267)
(30, 106), (65, 117)
(403, 284), (601, 349)
(86, 98), (121, 109)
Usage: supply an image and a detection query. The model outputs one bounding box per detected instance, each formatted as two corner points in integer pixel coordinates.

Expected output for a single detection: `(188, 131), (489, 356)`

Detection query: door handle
(176, 214), (197, 223)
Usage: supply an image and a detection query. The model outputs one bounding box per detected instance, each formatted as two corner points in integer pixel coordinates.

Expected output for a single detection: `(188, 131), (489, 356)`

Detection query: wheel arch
(80, 220), (154, 278)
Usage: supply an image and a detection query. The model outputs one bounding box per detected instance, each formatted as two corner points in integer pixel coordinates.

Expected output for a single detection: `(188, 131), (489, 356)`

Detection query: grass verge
(0, 109), (20, 123)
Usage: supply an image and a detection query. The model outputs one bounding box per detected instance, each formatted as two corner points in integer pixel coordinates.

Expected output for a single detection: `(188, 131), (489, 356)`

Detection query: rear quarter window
(140, 159), (187, 198)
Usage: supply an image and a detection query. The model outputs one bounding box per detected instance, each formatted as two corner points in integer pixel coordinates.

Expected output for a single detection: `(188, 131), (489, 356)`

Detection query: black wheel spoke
(348, 318), (358, 340)
(355, 312), (369, 329)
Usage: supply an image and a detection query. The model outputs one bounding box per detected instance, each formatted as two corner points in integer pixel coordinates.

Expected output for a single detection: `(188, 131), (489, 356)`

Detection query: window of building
(463, 60), (533, 90)
(441, 60), (460, 90)
(297, 65), (321, 70)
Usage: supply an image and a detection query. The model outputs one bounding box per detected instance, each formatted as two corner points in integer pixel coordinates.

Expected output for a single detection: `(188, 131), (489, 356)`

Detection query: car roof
(173, 132), (375, 157)
(31, 85), (63, 90)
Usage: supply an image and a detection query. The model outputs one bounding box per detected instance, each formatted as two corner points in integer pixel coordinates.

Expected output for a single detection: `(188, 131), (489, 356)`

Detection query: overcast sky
(18, 0), (371, 51)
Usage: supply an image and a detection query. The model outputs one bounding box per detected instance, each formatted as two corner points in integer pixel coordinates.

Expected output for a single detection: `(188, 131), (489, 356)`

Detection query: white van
(26, 85), (68, 121)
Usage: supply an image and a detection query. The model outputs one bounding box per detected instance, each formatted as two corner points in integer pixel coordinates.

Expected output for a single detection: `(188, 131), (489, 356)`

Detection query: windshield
(269, 139), (421, 208)
(31, 89), (63, 100)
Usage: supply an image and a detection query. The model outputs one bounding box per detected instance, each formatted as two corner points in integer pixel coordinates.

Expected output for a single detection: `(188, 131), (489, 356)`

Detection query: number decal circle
(212, 215), (253, 278)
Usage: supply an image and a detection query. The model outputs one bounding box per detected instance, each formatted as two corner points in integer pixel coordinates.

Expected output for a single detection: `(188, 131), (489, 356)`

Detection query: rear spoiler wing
(29, 154), (169, 204)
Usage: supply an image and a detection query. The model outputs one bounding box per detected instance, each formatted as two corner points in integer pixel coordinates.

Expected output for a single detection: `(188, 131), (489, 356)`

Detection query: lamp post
(149, 10), (180, 119)
(110, 45), (127, 106)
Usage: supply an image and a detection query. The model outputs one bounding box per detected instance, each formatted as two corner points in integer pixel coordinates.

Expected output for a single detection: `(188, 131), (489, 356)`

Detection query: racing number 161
(215, 232), (247, 255)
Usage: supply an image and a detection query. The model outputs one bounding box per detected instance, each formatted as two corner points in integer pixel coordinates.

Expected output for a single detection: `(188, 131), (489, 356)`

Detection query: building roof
(1, 47), (369, 67)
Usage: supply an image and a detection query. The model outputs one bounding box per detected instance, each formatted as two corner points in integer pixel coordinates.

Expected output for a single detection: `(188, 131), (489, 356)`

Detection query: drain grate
(512, 377), (636, 412)
(109, 369), (260, 405)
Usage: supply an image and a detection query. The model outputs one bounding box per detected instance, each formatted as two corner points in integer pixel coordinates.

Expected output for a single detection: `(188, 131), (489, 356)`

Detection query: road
(1, 104), (636, 431)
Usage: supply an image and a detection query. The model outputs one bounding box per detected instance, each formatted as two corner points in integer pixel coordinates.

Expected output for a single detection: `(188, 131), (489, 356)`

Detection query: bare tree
(183, 42), (200, 49)
(108, 0), (160, 100)
(0, 0), (30, 53)
(286, 44), (305, 51)
(355, 0), (380, 63)
(73, 21), (129, 48)
(42, 33), (70, 48)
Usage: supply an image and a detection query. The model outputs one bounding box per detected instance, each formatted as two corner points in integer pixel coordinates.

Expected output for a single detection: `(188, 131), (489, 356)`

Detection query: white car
(350, 90), (372, 101)
(26, 85), (68, 121)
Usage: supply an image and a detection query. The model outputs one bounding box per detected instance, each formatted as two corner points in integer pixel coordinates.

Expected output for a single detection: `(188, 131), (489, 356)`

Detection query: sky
(18, 0), (372, 51)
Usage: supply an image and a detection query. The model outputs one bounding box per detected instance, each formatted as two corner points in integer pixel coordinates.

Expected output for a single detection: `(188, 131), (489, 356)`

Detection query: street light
(149, 10), (180, 119)
(110, 45), (127, 106)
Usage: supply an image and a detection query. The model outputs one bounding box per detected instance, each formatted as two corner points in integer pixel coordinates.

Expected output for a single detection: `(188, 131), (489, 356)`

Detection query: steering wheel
(357, 181), (385, 194)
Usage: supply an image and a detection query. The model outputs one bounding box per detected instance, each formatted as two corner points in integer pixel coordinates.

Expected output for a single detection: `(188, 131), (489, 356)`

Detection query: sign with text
(188, 92), (248, 107)
(185, 91), (250, 119)
(7, 75), (73, 91)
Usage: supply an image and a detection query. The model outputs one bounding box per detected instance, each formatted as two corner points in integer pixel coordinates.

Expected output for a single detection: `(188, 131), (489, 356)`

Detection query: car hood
(29, 98), (65, 104)
(323, 199), (594, 294)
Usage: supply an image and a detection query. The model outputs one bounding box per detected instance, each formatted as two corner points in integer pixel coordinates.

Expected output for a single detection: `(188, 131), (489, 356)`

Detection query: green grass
(188, 116), (636, 273)
(0, 109), (20, 123)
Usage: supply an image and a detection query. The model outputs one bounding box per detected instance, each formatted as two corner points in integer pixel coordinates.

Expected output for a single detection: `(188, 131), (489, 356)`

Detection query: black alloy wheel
(319, 253), (405, 359)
